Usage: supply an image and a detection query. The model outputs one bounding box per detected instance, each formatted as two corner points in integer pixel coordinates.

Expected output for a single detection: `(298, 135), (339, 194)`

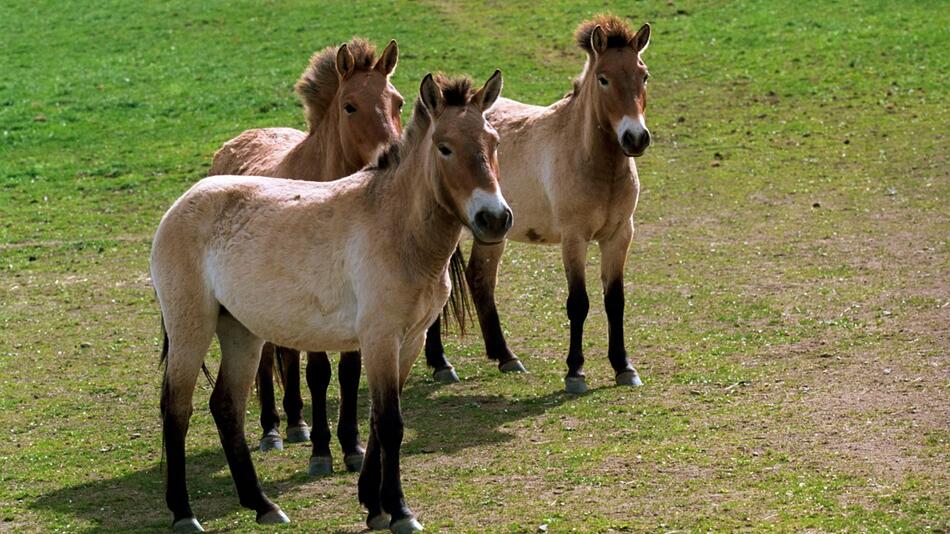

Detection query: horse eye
(598, 75), (609, 87)
(438, 145), (452, 156)
(344, 103), (357, 114)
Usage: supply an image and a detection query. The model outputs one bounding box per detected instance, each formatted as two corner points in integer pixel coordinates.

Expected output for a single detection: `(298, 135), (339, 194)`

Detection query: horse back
(209, 127), (306, 178)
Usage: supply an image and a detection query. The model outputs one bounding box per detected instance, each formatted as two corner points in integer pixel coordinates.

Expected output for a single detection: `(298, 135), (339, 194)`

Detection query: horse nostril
(475, 210), (491, 230)
(503, 208), (513, 231)
(621, 131), (635, 147)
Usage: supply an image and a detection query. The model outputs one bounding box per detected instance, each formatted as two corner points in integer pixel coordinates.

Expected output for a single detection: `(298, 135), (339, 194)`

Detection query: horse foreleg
(337, 350), (365, 472)
(305, 351), (333, 476)
(213, 313), (288, 524)
(256, 342), (282, 452)
(599, 220), (642, 386)
(467, 240), (525, 372)
(562, 235), (590, 394)
(360, 337), (422, 533)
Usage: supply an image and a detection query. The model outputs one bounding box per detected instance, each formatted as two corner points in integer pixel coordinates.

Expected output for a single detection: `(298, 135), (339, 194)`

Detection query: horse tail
(159, 314), (170, 472)
(443, 245), (472, 336)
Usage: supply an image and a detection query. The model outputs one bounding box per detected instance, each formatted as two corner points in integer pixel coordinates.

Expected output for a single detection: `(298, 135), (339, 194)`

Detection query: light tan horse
(425, 15), (651, 394)
(209, 38), (402, 469)
(152, 72), (508, 533)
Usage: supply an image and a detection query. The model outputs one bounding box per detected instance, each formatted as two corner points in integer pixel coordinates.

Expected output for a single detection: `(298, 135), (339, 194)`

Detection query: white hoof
(616, 369), (643, 387)
(172, 517), (204, 533)
(564, 376), (587, 394)
(390, 517), (424, 534)
(367, 513), (391, 530)
(432, 366), (460, 384)
(257, 508), (290, 525)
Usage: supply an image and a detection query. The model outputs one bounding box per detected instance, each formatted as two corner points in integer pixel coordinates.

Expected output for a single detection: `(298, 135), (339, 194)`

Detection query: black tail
(442, 245), (472, 336)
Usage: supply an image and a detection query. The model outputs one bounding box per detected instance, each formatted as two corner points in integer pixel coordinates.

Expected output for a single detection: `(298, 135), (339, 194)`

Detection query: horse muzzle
(621, 127), (650, 158)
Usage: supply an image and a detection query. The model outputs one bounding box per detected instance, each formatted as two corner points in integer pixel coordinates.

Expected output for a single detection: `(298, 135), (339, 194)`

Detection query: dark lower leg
(305, 351), (332, 457)
(466, 243), (516, 364)
(337, 351), (363, 455)
(566, 281), (589, 377)
(257, 343), (280, 437)
(162, 398), (194, 522)
(604, 279), (633, 374)
(423, 318), (453, 370)
(279, 347), (305, 428)
(375, 389), (410, 521)
(210, 385), (276, 516)
(358, 430), (383, 518)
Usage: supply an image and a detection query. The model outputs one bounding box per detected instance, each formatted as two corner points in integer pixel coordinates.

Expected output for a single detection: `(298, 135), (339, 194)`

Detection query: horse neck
(379, 143), (462, 281)
(563, 76), (630, 179)
(296, 105), (364, 180)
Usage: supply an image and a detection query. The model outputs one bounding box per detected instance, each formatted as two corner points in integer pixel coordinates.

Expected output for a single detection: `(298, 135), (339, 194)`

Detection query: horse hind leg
(161, 313), (217, 532)
(212, 312), (288, 525)
(305, 351), (333, 476)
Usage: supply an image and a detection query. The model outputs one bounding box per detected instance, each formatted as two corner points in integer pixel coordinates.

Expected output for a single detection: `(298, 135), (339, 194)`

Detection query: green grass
(1, 0), (948, 532)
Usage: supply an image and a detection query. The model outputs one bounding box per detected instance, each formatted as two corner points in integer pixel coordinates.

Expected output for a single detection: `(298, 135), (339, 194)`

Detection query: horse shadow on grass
(30, 381), (580, 531)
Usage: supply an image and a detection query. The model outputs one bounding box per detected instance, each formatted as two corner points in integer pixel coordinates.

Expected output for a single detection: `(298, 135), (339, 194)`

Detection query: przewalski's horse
(153, 72), (509, 533)
(209, 38), (403, 465)
(425, 15), (651, 394)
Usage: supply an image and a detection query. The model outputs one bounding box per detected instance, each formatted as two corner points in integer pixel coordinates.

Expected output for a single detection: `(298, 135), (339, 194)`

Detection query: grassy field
(1, 0), (948, 532)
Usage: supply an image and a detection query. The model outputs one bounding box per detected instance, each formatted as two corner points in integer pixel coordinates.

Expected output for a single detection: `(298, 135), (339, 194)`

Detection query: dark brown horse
(425, 15), (652, 393)
(209, 38), (402, 472)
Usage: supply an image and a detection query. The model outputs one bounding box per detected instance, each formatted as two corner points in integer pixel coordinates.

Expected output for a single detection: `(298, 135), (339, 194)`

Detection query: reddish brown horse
(425, 15), (652, 393)
(209, 37), (402, 472)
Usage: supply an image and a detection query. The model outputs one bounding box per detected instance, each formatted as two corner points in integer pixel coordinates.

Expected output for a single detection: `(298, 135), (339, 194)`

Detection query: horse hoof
(172, 517), (204, 533)
(308, 455), (333, 476)
(344, 451), (364, 472)
(616, 369), (644, 387)
(432, 366), (460, 384)
(564, 376), (588, 394)
(499, 359), (526, 373)
(367, 513), (391, 530)
(390, 517), (424, 534)
(257, 508), (290, 525)
(286, 424), (311, 443)
(259, 431), (283, 452)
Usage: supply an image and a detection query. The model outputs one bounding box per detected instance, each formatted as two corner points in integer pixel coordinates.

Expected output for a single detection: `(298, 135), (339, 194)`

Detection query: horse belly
(209, 248), (360, 352)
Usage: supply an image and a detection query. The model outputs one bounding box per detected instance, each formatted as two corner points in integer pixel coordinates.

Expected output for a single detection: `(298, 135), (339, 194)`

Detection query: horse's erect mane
(575, 14), (637, 53)
(294, 38), (378, 131)
(570, 15), (639, 97)
(371, 75), (476, 171)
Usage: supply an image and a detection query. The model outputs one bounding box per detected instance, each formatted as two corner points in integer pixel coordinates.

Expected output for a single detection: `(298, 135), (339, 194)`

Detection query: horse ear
(632, 23), (650, 53)
(419, 73), (443, 115)
(374, 40), (398, 76)
(473, 69), (503, 112)
(590, 25), (608, 55)
(336, 43), (355, 78)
